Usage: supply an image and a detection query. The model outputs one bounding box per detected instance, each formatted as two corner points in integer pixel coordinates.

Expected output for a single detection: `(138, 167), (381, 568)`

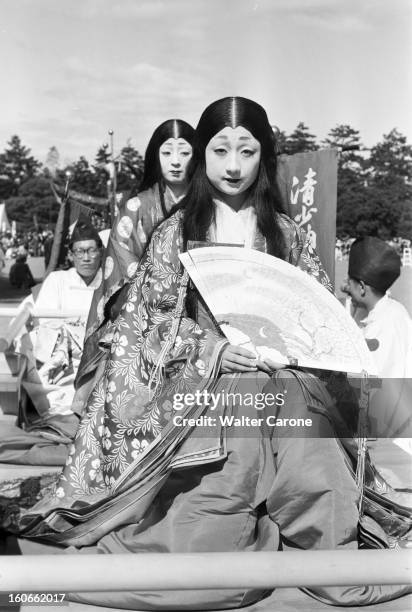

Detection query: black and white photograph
(0, 1), (411, 610)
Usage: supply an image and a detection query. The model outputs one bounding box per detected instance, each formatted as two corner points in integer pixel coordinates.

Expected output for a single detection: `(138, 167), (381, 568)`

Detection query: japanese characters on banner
(277, 148), (338, 287)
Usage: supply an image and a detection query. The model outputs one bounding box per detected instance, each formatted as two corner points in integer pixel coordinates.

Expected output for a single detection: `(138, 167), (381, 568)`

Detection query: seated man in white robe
(14, 220), (104, 448)
(342, 237), (412, 496)
(0, 222), (103, 531)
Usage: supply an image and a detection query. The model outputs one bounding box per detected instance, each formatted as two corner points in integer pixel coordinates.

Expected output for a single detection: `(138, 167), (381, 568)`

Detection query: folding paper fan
(179, 246), (377, 375)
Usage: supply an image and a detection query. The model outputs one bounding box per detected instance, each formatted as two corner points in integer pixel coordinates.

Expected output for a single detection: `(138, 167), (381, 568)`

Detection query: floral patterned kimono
(13, 210), (411, 610)
(74, 183), (181, 414)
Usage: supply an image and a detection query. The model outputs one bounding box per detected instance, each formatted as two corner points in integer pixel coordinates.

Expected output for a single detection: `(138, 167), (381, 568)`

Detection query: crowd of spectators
(336, 236), (411, 261)
(1, 229), (411, 274)
(0, 230), (54, 261)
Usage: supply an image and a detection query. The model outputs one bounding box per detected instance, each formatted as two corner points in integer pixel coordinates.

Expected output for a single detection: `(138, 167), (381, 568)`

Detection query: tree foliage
(0, 135), (41, 200)
(368, 129), (412, 187)
(322, 125), (367, 238)
(0, 128), (410, 238)
(117, 141), (144, 194)
(283, 122), (318, 155)
(6, 176), (58, 229)
(367, 129), (412, 239)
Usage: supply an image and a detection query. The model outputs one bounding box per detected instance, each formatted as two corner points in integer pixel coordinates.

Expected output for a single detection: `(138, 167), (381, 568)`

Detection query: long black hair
(181, 97), (287, 258)
(138, 119), (195, 215)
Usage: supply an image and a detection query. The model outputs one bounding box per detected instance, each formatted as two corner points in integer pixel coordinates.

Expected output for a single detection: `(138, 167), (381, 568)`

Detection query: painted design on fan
(180, 246), (377, 375)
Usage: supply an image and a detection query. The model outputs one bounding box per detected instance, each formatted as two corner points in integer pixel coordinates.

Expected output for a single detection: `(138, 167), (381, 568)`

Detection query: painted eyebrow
(211, 135), (254, 142)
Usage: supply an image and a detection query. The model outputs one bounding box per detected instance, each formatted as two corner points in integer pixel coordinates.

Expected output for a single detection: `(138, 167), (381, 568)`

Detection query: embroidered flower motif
(131, 438), (149, 459)
(112, 333), (128, 357)
(102, 427), (112, 450)
(105, 475), (116, 488)
(106, 380), (117, 402)
(54, 487), (65, 499)
(195, 359), (206, 376)
(162, 399), (174, 421)
(89, 458), (103, 482)
(127, 261), (139, 279)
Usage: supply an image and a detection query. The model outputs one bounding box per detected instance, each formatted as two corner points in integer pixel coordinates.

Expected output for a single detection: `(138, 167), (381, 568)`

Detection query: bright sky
(1, 0), (411, 164)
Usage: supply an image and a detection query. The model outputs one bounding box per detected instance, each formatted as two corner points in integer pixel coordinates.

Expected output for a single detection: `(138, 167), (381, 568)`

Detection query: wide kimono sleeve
(48, 212), (228, 498)
(17, 213), (228, 519)
(76, 188), (163, 390)
(104, 211), (229, 424)
(85, 193), (153, 341)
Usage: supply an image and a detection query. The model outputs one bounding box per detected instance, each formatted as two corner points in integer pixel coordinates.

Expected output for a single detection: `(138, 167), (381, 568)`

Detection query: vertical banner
(277, 148), (338, 287)
(47, 184), (95, 276)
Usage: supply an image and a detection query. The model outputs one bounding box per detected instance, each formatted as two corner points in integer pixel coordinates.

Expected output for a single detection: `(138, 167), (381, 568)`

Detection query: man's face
(70, 239), (102, 282)
(158, 137), (193, 187)
(341, 277), (364, 308)
(205, 126), (261, 200)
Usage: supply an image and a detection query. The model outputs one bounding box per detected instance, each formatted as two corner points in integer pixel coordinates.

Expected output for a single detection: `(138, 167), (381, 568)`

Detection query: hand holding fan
(179, 246), (377, 375)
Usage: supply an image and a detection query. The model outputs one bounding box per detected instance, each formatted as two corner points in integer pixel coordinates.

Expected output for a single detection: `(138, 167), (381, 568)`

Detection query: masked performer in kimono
(8, 98), (410, 610)
(74, 119), (195, 417)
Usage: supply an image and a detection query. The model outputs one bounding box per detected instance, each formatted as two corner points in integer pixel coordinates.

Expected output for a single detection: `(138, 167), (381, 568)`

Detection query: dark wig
(181, 97), (287, 258)
(138, 119), (195, 215)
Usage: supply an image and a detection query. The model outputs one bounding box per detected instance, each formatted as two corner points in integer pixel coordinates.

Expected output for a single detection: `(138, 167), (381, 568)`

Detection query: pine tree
(6, 176), (57, 231)
(0, 135), (41, 199)
(323, 125), (367, 238)
(117, 140), (144, 193)
(368, 129), (412, 187)
(89, 145), (111, 199)
(322, 124), (364, 171)
(284, 122), (318, 155)
(397, 202), (412, 241)
(66, 156), (96, 194)
(367, 129), (412, 237)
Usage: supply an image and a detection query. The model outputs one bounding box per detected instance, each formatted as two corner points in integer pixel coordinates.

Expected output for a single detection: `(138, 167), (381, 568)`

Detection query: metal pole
(0, 551), (411, 592)
(108, 129), (116, 224)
